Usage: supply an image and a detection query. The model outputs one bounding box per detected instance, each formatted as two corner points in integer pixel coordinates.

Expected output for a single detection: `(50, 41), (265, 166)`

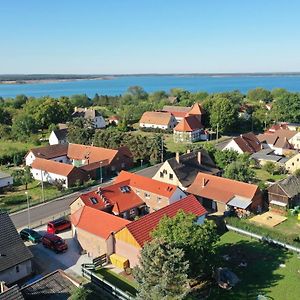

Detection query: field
(253, 168), (287, 183)
(0, 140), (37, 157)
(209, 231), (300, 300)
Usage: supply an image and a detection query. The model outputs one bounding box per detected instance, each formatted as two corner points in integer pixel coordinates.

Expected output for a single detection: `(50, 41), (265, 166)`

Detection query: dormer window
(90, 197), (98, 204)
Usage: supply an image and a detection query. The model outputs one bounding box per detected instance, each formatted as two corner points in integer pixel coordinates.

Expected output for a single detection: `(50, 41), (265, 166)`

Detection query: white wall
(25, 152), (36, 166)
(140, 123), (169, 130)
(169, 188), (187, 204)
(0, 176), (13, 188)
(31, 168), (69, 187)
(289, 132), (300, 150)
(0, 260), (32, 285)
(222, 140), (243, 154)
(49, 131), (59, 145)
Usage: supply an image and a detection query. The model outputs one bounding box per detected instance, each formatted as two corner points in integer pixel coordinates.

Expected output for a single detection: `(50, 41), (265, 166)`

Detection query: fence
(227, 224), (300, 253)
(81, 265), (134, 300)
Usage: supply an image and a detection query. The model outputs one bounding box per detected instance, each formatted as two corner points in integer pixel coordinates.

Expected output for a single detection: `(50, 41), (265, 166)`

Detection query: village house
(0, 212), (33, 285)
(72, 107), (106, 129)
(0, 171), (13, 189)
(107, 115), (120, 125)
(257, 129), (297, 155)
(70, 182), (147, 220)
(114, 195), (207, 267)
(221, 132), (262, 154)
(284, 152), (300, 173)
(173, 115), (207, 143)
(31, 158), (87, 188)
(70, 206), (130, 259)
(139, 111), (177, 130)
(25, 144), (134, 185)
(162, 105), (191, 122)
(267, 175), (300, 209)
(153, 149), (220, 189)
(250, 148), (288, 167)
(187, 173), (263, 214)
(48, 128), (68, 145)
(114, 171), (187, 212)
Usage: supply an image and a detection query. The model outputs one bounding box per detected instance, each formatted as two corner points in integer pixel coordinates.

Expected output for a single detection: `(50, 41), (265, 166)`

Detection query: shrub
(3, 194), (31, 205)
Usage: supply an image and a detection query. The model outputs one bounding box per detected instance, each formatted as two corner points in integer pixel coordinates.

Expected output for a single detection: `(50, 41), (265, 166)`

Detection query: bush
(226, 217), (300, 247)
(3, 194), (31, 205)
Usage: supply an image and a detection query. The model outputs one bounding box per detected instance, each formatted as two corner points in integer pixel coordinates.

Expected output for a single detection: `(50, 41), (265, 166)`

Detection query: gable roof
(72, 107), (102, 119)
(271, 175), (300, 198)
(115, 171), (180, 198)
(77, 181), (145, 214)
(20, 269), (78, 300)
(0, 212), (33, 272)
(28, 144), (68, 159)
(188, 103), (205, 115)
(164, 149), (219, 187)
(122, 195), (207, 247)
(52, 128), (68, 141)
(258, 129), (297, 149)
(0, 171), (12, 179)
(187, 173), (259, 204)
(162, 105), (191, 118)
(0, 285), (24, 300)
(70, 206), (130, 239)
(174, 115), (204, 132)
(231, 132), (261, 154)
(31, 158), (78, 177)
(140, 111), (173, 126)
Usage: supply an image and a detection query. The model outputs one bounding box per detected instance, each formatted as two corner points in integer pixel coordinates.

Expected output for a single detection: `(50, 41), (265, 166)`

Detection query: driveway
(27, 225), (92, 278)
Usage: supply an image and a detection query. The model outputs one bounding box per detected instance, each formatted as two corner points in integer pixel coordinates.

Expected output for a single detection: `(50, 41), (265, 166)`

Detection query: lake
(1, 75), (300, 98)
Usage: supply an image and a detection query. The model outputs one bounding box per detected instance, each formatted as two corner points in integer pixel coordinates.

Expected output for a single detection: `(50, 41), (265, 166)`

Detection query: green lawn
(209, 231), (300, 300)
(95, 267), (137, 296)
(0, 140), (37, 157)
(253, 168), (287, 183)
(274, 213), (300, 235)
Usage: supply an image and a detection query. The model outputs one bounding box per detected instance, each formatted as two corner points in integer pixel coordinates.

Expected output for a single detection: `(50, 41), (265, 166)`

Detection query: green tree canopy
(12, 113), (38, 140)
(151, 210), (219, 278)
(224, 160), (255, 183)
(247, 88), (273, 103)
(133, 239), (189, 300)
(67, 117), (95, 145)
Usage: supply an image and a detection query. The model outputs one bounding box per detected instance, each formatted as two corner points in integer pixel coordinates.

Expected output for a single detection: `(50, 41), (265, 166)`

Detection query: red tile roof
(174, 115), (203, 132)
(122, 195), (207, 247)
(70, 206), (130, 239)
(232, 132), (261, 154)
(115, 171), (180, 197)
(187, 173), (259, 204)
(188, 103), (204, 115)
(31, 158), (77, 177)
(78, 181), (145, 214)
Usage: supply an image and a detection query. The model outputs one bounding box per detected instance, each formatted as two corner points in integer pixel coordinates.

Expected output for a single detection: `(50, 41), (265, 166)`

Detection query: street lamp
(140, 159), (143, 168)
(25, 191), (30, 229)
(100, 161), (103, 184)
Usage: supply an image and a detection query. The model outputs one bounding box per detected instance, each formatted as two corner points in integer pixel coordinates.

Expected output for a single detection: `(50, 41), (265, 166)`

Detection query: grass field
(253, 168), (287, 183)
(209, 231), (300, 300)
(95, 267), (137, 296)
(0, 140), (36, 157)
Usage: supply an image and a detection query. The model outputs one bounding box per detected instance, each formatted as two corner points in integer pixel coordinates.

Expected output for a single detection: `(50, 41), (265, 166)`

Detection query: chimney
(187, 149), (191, 154)
(202, 178), (208, 187)
(197, 151), (202, 165)
(74, 106), (78, 112)
(175, 152), (180, 163)
(0, 281), (5, 293)
(97, 187), (101, 193)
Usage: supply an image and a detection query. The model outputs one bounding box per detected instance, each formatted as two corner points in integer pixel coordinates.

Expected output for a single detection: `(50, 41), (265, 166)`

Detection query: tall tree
(12, 113), (37, 140)
(224, 160), (255, 183)
(152, 211), (219, 278)
(149, 134), (165, 165)
(133, 240), (189, 300)
(67, 117), (95, 145)
(247, 88), (273, 103)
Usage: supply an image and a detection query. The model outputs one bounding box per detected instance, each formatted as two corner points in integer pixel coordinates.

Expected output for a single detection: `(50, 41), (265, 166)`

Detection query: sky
(1, 0), (300, 74)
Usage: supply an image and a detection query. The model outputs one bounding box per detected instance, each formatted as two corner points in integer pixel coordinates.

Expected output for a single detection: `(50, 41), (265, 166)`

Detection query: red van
(47, 218), (71, 234)
(42, 233), (68, 253)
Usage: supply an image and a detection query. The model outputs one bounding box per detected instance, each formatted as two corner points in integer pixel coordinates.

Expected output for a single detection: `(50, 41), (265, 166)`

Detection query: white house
(139, 111), (177, 130)
(72, 107), (106, 129)
(288, 131), (300, 150)
(0, 172), (13, 189)
(49, 128), (68, 145)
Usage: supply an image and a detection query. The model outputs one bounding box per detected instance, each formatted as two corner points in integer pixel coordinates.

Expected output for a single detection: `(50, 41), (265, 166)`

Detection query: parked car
(20, 228), (42, 243)
(47, 218), (71, 234)
(41, 233), (68, 253)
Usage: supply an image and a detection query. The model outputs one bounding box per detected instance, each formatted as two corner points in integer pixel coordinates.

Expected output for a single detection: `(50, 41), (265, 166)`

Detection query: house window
(157, 197), (162, 203)
(160, 172), (164, 178)
(163, 169), (167, 174)
(136, 189), (140, 195)
(169, 174), (173, 180)
(144, 192), (151, 199)
(16, 265), (19, 273)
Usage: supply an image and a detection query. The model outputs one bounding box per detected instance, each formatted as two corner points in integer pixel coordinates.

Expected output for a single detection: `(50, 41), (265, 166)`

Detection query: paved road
(10, 164), (161, 229)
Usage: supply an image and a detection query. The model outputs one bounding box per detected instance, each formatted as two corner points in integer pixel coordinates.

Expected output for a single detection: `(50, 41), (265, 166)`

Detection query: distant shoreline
(1, 72), (300, 85)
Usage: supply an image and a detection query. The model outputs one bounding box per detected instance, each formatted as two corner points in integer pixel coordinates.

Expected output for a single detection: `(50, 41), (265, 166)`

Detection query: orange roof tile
(174, 115), (203, 132)
(187, 173), (259, 204)
(78, 181), (145, 214)
(31, 158), (77, 177)
(115, 171), (180, 198)
(188, 103), (204, 115)
(121, 195), (207, 247)
(139, 111), (173, 126)
(71, 206), (130, 239)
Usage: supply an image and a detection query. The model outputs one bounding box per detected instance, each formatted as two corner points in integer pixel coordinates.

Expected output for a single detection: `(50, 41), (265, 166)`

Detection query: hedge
(226, 217), (300, 248)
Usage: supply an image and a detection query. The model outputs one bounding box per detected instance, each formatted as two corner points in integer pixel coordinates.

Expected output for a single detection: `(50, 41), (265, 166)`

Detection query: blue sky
(1, 0), (300, 74)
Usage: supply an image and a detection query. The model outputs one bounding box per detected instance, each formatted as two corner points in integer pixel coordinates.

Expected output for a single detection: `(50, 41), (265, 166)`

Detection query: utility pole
(25, 191), (30, 228)
(100, 161), (103, 184)
(161, 135), (164, 163)
(40, 169), (45, 203)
